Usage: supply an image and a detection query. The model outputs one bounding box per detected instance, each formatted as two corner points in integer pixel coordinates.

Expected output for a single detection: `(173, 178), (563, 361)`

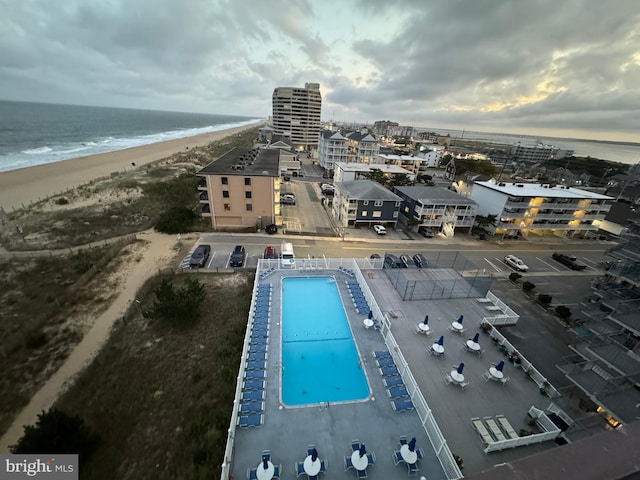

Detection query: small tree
(155, 207), (197, 234)
(509, 272), (522, 282)
(522, 281), (536, 292)
(11, 408), (99, 463)
(146, 278), (206, 324)
(555, 305), (572, 319)
(538, 293), (552, 305)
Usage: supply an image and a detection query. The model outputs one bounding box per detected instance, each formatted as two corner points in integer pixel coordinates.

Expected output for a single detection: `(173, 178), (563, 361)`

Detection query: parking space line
(536, 257), (562, 272)
(580, 258), (599, 270)
(206, 251), (216, 269)
(484, 258), (502, 272)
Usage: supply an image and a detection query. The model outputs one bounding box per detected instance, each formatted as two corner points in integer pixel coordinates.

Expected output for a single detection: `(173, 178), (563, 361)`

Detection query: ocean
(421, 127), (639, 166)
(0, 101), (261, 173)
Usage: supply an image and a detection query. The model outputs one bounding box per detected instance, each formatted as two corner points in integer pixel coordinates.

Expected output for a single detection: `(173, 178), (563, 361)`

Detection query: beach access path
(0, 122), (263, 211)
(0, 230), (179, 452)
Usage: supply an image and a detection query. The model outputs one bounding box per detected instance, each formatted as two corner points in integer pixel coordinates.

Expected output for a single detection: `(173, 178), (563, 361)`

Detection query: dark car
(552, 252), (587, 270)
(384, 253), (402, 269)
(263, 246), (277, 259)
(265, 224), (278, 234)
(189, 244), (211, 268)
(229, 245), (246, 267)
(399, 255), (416, 268)
(370, 253), (381, 259)
(413, 253), (429, 268)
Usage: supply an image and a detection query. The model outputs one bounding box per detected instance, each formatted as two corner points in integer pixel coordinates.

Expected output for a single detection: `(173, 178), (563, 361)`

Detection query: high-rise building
(272, 83), (322, 150)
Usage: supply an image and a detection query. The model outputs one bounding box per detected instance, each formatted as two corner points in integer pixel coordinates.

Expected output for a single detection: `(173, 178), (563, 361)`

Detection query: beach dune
(0, 122), (262, 211)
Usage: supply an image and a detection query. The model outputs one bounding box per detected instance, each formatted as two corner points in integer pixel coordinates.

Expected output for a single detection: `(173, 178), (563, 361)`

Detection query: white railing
(482, 291), (519, 325)
(483, 406), (561, 453)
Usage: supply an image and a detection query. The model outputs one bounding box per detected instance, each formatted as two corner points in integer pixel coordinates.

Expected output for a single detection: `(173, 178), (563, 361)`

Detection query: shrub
(555, 305), (572, 319)
(154, 207), (197, 234)
(509, 272), (522, 281)
(11, 408), (99, 463)
(145, 278), (205, 324)
(55, 197), (69, 205)
(538, 293), (553, 305)
(522, 281), (536, 292)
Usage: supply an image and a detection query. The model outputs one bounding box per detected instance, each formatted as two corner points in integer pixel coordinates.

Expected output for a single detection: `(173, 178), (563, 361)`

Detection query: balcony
(199, 191), (209, 201)
(197, 178), (207, 189)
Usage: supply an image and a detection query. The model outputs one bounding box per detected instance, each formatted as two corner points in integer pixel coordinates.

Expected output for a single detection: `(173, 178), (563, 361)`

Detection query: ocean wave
(21, 146), (53, 155)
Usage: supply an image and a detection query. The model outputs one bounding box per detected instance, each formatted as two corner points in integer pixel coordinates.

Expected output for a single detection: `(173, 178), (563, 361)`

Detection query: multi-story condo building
(558, 220), (640, 427)
(470, 181), (613, 237)
(272, 83), (322, 150)
(375, 152), (441, 176)
(317, 130), (348, 172)
(332, 180), (402, 228)
(372, 120), (399, 137)
(196, 148), (281, 230)
(333, 162), (414, 183)
(510, 142), (559, 163)
(395, 186), (478, 237)
(345, 131), (379, 164)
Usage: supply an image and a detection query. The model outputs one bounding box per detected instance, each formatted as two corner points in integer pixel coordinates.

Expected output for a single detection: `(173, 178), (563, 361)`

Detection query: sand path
(0, 230), (178, 452)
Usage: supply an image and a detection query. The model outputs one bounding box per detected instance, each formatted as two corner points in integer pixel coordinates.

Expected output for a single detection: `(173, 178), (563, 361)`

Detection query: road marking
(484, 258), (502, 272)
(536, 257), (561, 272)
(206, 251), (216, 269)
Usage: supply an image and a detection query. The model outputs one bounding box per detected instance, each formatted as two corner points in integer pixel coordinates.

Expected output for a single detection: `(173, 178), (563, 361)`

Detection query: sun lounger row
(259, 268), (276, 281)
(237, 413), (263, 429)
(390, 398), (414, 412)
(372, 352), (412, 410)
(339, 266), (355, 277)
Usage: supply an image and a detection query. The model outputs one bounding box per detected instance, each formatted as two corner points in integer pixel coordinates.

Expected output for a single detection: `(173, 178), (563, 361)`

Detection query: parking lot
(278, 179), (335, 235)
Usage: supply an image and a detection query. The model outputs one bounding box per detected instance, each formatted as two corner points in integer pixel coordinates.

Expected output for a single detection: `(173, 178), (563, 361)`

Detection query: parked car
(373, 225), (387, 235)
(280, 193), (296, 205)
(189, 244), (211, 268)
(229, 245), (246, 267)
(552, 252), (587, 270)
(265, 224), (278, 234)
(399, 254), (416, 268)
(503, 254), (529, 272)
(413, 253), (429, 268)
(370, 253), (381, 259)
(418, 227), (435, 238)
(322, 188), (335, 196)
(384, 253), (402, 269)
(263, 246), (277, 259)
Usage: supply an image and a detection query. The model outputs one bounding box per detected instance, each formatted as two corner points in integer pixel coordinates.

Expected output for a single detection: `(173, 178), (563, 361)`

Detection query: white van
(281, 241), (295, 268)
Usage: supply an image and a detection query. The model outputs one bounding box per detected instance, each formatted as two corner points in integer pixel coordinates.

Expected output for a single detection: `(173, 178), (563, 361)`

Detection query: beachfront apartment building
(272, 83), (322, 150)
(197, 148), (281, 230)
(470, 181), (613, 237)
(317, 130), (349, 172)
(394, 186), (478, 237)
(332, 180), (402, 228)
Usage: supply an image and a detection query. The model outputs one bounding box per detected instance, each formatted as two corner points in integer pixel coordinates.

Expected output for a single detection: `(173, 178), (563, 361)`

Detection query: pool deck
(231, 268), (559, 479)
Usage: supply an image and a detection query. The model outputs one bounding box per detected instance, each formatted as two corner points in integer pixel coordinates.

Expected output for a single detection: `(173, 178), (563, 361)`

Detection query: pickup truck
(504, 254), (529, 272)
(552, 252), (587, 270)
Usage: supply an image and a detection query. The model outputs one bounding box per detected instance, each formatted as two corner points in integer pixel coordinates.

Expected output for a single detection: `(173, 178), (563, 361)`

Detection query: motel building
(470, 181), (613, 238)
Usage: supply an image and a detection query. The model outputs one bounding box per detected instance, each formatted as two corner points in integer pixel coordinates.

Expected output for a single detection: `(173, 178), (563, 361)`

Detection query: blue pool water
(281, 277), (370, 406)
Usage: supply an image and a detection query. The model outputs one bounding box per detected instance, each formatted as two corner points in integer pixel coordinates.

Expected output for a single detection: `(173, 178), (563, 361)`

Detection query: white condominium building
(345, 131), (379, 164)
(272, 83), (322, 150)
(470, 181), (613, 237)
(318, 130), (348, 172)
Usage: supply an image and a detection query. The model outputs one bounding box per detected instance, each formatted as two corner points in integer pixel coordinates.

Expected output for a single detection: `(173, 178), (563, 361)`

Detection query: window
(361, 211), (367, 217)
(375, 201), (383, 207)
(223, 190), (229, 198)
(224, 203), (231, 211)
(393, 211), (399, 218)
(245, 191), (252, 199)
(221, 177), (228, 185)
(244, 178), (251, 186)
(404, 206), (410, 213)
(363, 200), (369, 205)
(396, 201), (401, 207)
(246, 204), (253, 211)
(373, 211), (382, 218)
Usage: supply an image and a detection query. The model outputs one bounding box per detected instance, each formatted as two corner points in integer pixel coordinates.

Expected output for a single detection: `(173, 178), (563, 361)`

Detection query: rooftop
(197, 148), (280, 177)
(379, 153), (429, 161)
(337, 180), (403, 201)
(395, 186), (478, 206)
(474, 181), (613, 200)
(334, 162), (413, 175)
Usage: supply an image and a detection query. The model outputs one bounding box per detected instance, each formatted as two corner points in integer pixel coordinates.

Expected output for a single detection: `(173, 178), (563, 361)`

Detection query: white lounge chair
(496, 415), (519, 439)
(471, 417), (493, 445)
(484, 417), (506, 442)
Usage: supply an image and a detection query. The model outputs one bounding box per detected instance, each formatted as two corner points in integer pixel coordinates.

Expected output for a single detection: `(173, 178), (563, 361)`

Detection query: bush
(522, 281), (536, 292)
(145, 278), (206, 324)
(11, 408), (99, 463)
(509, 272), (522, 281)
(55, 197), (69, 205)
(555, 305), (572, 319)
(154, 207), (197, 234)
(538, 293), (553, 305)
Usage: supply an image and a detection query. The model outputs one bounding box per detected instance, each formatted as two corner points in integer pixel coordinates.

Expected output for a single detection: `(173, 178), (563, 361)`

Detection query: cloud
(0, 0), (639, 140)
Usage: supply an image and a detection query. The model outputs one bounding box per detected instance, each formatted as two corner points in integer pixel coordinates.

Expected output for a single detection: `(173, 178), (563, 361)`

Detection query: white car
(373, 225), (387, 235)
(504, 254), (529, 272)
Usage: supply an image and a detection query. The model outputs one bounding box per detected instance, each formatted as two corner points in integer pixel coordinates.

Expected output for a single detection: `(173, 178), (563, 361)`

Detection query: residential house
(197, 148), (281, 230)
(332, 180), (402, 228)
(317, 130), (348, 172)
(470, 181), (613, 238)
(345, 131), (379, 164)
(375, 153), (439, 177)
(395, 186), (478, 237)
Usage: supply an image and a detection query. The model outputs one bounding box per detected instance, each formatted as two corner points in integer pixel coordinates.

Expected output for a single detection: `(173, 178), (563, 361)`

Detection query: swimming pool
(281, 277), (370, 406)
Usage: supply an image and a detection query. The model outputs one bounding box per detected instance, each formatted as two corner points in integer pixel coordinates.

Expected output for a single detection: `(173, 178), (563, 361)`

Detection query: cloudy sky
(1, 0), (639, 142)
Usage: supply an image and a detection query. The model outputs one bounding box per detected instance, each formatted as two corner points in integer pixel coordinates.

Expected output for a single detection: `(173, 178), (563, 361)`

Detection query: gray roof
(269, 135), (293, 147)
(395, 186), (478, 206)
(320, 130), (346, 140)
(337, 180), (402, 201)
(197, 148), (279, 177)
(345, 131), (377, 142)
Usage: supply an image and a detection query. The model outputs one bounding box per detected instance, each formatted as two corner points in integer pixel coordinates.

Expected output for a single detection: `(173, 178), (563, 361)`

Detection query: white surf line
(206, 251), (216, 269)
(484, 258), (502, 272)
(536, 257), (562, 272)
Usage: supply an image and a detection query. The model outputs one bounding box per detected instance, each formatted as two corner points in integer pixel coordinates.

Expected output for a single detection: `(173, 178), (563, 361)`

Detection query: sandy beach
(0, 121), (262, 211)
